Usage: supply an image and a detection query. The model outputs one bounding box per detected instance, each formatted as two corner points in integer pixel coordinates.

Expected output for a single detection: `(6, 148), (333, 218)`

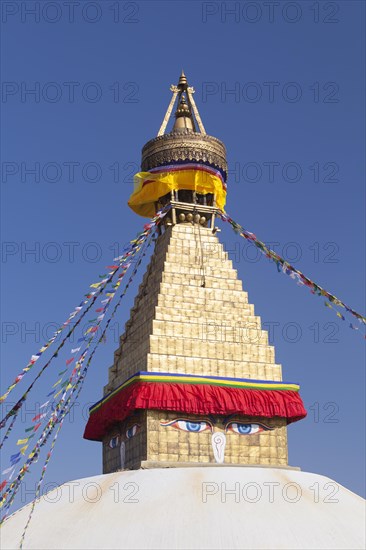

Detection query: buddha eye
(108, 436), (119, 448)
(160, 419), (212, 433)
(226, 422), (272, 435)
(125, 424), (140, 439)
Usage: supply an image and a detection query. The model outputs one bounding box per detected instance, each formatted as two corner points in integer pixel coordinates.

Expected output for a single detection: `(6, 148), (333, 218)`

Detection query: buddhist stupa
(2, 73), (365, 550)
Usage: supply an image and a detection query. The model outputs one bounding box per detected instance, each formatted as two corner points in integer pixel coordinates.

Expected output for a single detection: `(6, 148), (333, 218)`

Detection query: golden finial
(178, 70), (188, 90)
(174, 94), (190, 117)
(173, 92), (195, 131)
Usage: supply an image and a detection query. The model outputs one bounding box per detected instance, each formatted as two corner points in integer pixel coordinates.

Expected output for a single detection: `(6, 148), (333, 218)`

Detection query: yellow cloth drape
(128, 170), (227, 217)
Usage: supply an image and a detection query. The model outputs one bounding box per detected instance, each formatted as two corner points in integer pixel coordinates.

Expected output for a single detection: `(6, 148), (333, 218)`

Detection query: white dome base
(2, 467), (365, 550)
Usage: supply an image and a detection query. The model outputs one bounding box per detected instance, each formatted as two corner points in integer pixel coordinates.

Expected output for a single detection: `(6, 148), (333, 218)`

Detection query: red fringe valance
(84, 380), (307, 441)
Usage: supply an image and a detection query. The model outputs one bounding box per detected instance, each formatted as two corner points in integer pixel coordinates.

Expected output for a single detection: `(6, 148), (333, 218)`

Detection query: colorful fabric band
(128, 164), (227, 217)
(84, 372), (307, 441)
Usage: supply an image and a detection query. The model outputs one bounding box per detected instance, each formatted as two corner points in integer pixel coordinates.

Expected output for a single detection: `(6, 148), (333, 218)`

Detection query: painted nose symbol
(212, 432), (226, 463)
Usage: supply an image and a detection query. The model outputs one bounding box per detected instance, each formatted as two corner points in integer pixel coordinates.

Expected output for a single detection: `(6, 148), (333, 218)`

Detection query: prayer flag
(2, 466), (15, 475)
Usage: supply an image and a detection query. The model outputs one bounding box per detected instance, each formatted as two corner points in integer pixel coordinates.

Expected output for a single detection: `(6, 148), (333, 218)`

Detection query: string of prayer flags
(0, 234), (146, 407)
(0, 208), (166, 407)
(16, 245), (157, 542)
(0, 292), (100, 431)
(0, 206), (171, 518)
(16, 344), (98, 548)
(0, 209), (167, 476)
(2, 291), (117, 516)
(0, 300), (86, 403)
(219, 211), (366, 335)
(0, 291), (106, 405)
(1, 384), (78, 517)
(18, 419), (64, 549)
(0, 210), (167, 436)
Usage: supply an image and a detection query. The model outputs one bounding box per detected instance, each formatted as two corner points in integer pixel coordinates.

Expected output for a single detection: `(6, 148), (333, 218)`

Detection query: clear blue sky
(1, 0), (365, 507)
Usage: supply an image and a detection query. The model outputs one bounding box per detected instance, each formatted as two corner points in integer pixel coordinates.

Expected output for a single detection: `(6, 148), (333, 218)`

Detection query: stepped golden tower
(84, 72), (306, 471)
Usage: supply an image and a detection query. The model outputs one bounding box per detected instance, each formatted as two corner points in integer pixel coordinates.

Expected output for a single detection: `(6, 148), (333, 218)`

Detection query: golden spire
(157, 72), (206, 136)
(143, 72), (227, 179)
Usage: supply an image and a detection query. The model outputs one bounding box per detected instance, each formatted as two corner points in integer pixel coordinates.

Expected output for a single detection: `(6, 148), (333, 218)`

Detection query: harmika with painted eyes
(107, 413), (278, 468)
(109, 422), (141, 468)
(160, 417), (273, 464)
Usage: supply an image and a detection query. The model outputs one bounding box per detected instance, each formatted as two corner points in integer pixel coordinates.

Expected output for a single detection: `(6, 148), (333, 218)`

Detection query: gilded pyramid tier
(105, 223), (281, 392)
